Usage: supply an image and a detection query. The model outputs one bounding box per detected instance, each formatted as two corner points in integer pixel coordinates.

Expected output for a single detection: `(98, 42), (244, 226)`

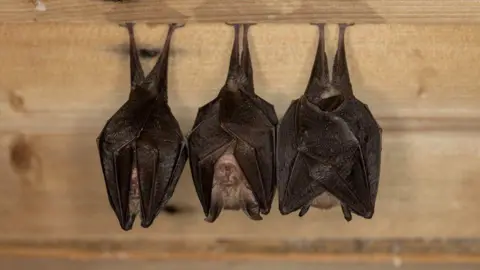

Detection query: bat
(187, 24), (278, 223)
(97, 23), (188, 231)
(277, 23), (382, 221)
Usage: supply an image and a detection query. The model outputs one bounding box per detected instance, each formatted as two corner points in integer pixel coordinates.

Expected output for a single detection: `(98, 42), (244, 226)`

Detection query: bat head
(311, 191), (341, 210)
(305, 80), (346, 112)
(205, 143), (262, 222)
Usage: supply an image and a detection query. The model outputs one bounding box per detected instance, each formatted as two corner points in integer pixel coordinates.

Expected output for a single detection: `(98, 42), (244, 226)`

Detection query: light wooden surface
(1, 23), (480, 260)
(2, 0), (480, 23)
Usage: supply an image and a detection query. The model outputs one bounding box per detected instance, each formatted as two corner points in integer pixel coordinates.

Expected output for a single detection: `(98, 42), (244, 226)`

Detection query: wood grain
(1, 257), (479, 270)
(1, 131), (479, 240)
(1, 24), (480, 133)
(1, 0), (480, 23)
(1, 23), (480, 259)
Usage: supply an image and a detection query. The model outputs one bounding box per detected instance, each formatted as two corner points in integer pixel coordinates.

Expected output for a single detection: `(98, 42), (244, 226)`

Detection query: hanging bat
(97, 23), (187, 231)
(277, 23), (382, 221)
(187, 24), (278, 223)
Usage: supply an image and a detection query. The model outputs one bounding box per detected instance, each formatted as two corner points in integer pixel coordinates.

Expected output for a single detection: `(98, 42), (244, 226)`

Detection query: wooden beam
(0, 257), (479, 270)
(1, 0), (480, 24)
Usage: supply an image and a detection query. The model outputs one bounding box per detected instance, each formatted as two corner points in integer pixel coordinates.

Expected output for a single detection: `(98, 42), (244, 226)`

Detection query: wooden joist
(1, 0), (480, 23)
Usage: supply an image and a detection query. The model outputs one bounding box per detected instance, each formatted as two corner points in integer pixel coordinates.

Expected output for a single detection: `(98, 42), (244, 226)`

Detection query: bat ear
(331, 23), (355, 97)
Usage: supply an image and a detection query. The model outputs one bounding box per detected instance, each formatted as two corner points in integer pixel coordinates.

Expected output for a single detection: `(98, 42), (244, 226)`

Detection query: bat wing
(333, 99), (382, 219)
(135, 103), (188, 228)
(97, 98), (156, 231)
(277, 99), (302, 213)
(279, 97), (371, 217)
(279, 152), (325, 214)
(219, 90), (276, 213)
(365, 123), (382, 208)
(232, 138), (267, 213)
(192, 97), (220, 129)
(197, 141), (235, 220)
(250, 95), (278, 127)
(351, 101), (383, 214)
(356, 102), (383, 209)
(97, 139), (136, 230)
(187, 110), (233, 216)
(339, 153), (372, 221)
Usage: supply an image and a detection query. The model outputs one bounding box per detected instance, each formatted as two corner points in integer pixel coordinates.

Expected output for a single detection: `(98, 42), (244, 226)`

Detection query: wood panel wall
(1, 1), (480, 265)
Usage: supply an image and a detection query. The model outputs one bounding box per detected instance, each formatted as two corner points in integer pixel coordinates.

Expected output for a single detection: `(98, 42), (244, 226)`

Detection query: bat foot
(119, 22), (135, 29)
(310, 23), (326, 27)
(243, 23), (257, 29)
(339, 23), (355, 28)
(169, 23), (186, 29)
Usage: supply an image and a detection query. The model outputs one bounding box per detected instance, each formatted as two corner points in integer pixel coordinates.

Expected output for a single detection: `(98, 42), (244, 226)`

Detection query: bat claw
(169, 23), (186, 29)
(310, 23), (326, 27)
(339, 23), (355, 28)
(119, 22), (137, 30)
(243, 23), (257, 29)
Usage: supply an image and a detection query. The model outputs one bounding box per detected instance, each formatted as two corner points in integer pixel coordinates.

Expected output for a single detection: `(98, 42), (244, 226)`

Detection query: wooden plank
(1, 24), (480, 134)
(1, 130), (479, 241)
(0, 257), (479, 270)
(2, 238), (480, 261)
(0, 257), (480, 270)
(1, 1), (480, 23)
